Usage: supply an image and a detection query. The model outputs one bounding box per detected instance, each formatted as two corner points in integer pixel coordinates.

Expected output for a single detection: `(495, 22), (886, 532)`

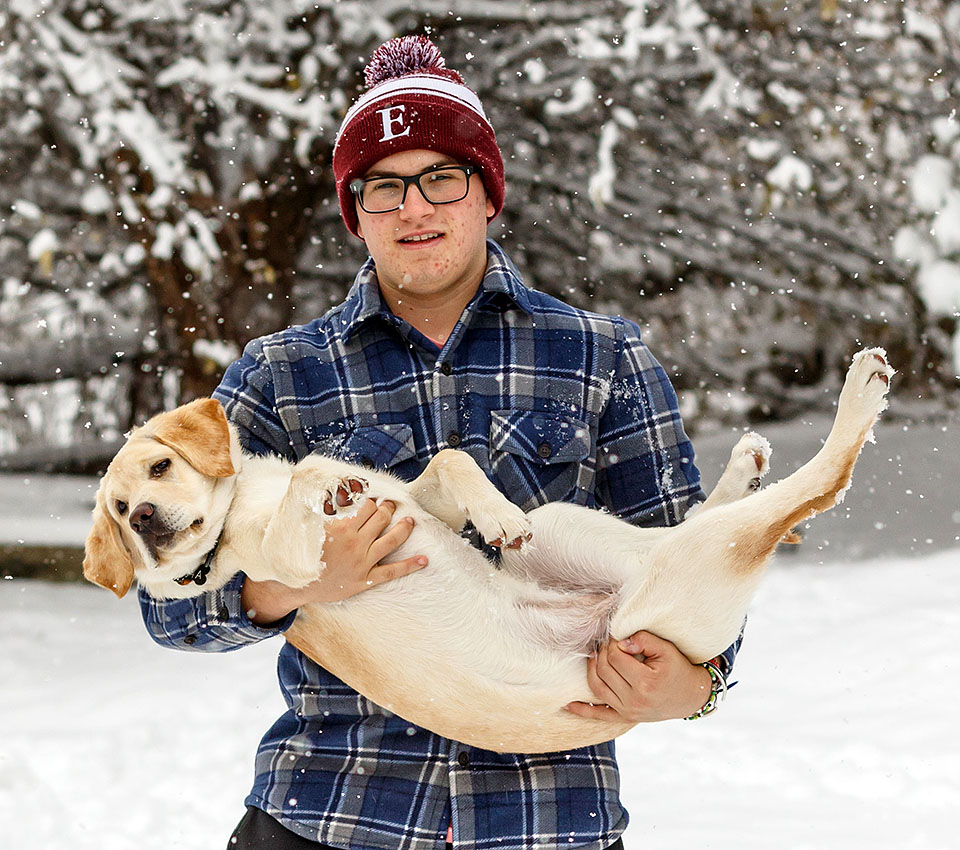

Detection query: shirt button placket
(448, 744), (473, 843)
(434, 359), (460, 453)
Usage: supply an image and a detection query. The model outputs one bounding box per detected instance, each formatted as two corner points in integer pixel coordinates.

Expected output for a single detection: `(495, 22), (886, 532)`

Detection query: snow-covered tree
(1, 0), (958, 470)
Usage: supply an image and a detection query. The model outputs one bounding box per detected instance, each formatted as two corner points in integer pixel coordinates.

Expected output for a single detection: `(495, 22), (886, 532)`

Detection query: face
(355, 149), (495, 309)
(83, 399), (238, 598)
(99, 438), (220, 570)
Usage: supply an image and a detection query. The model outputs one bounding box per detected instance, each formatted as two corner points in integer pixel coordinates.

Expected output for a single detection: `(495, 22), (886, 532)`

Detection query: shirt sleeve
(212, 337), (296, 460)
(595, 319), (743, 674)
(595, 319), (703, 526)
(138, 338), (296, 653)
(139, 572), (296, 652)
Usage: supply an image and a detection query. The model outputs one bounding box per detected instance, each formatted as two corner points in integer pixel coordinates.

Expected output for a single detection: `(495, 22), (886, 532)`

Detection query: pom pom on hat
(363, 36), (464, 88)
(333, 35), (504, 238)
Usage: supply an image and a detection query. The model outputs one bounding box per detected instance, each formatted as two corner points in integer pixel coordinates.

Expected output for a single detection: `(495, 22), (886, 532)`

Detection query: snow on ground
(1, 548), (958, 849)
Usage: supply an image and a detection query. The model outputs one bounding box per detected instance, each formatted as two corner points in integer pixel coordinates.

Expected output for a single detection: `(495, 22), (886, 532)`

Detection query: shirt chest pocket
(312, 423), (417, 473)
(489, 410), (591, 510)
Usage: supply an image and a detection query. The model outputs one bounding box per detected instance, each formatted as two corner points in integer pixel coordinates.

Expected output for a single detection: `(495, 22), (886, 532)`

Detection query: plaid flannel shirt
(140, 240), (740, 850)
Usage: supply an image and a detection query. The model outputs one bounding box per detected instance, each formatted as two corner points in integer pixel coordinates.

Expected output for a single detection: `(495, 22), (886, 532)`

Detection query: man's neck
(379, 276), (482, 348)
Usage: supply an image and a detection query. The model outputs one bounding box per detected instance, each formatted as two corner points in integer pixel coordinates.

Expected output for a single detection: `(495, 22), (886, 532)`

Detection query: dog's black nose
(130, 503), (156, 534)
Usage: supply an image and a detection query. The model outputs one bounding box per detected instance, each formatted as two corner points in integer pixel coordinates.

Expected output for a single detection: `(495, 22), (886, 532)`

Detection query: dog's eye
(151, 458), (172, 477)
(116, 501), (128, 515)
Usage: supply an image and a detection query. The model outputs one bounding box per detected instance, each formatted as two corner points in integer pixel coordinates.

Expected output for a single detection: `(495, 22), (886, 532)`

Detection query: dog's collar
(174, 534), (222, 587)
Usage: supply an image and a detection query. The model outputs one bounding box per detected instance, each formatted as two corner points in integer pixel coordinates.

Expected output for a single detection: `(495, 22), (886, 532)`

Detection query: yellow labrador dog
(84, 348), (893, 752)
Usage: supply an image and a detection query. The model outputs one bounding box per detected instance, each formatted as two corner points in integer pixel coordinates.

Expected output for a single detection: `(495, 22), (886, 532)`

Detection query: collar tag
(174, 535), (221, 587)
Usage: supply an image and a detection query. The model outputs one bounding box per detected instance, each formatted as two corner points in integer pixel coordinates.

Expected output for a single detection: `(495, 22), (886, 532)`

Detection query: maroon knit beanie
(332, 36), (505, 237)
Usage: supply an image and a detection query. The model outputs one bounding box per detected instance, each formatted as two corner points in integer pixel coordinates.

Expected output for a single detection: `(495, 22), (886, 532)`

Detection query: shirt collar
(338, 239), (533, 343)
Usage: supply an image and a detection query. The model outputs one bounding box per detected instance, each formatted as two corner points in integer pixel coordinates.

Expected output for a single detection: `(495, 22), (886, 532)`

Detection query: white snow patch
(931, 190), (960, 255)
(123, 243), (147, 267)
(238, 181), (264, 202)
(545, 78), (595, 117)
(766, 155), (813, 193)
(766, 81), (805, 113)
(80, 184), (113, 215)
(27, 228), (58, 261)
(909, 155), (954, 214)
(892, 225), (937, 267)
(588, 121), (620, 208)
(151, 222), (177, 260)
(882, 121), (911, 161)
(903, 9), (942, 42)
(98, 252), (126, 276)
(746, 138), (780, 161)
(522, 58), (547, 85)
(193, 338), (240, 369)
(916, 260), (960, 317)
(931, 114), (960, 148)
(697, 59), (762, 114)
(12, 199), (42, 220)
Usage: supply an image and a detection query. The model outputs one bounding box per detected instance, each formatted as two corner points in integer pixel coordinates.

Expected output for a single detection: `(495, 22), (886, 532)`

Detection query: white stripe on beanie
(336, 74), (490, 141)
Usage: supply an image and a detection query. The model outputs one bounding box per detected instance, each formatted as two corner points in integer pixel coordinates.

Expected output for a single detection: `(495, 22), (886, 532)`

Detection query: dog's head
(83, 398), (241, 598)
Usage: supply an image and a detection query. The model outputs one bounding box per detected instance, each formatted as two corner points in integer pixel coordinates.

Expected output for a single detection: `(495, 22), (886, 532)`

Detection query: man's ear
(151, 398), (235, 478)
(83, 500), (135, 598)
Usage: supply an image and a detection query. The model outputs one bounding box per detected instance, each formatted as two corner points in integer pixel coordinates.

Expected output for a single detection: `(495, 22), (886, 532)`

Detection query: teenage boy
(141, 36), (739, 850)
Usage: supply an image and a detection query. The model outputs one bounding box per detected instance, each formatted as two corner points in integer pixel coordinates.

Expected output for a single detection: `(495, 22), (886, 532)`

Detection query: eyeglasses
(349, 165), (477, 214)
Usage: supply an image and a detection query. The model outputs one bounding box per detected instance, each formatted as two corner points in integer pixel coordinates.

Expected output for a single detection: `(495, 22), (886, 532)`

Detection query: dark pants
(228, 806), (625, 850)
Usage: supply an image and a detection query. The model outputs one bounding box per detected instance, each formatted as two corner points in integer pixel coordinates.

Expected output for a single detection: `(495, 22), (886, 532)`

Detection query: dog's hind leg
(609, 348), (894, 660)
(722, 347), (894, 569)
(407, 449), (532, 548)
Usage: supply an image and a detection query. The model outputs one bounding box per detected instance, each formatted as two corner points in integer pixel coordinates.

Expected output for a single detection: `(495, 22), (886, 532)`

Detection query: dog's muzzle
(129, 502), (176, 559)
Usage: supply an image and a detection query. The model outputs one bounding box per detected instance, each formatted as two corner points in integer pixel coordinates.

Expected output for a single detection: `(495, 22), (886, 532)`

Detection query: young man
(140, 36), (740, 850)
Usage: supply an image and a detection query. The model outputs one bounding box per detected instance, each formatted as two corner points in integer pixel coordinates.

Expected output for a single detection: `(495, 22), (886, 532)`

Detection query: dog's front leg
(696, 432), (771, 512)
(259, 468), (368, 587)
(407, 449), (531, 547)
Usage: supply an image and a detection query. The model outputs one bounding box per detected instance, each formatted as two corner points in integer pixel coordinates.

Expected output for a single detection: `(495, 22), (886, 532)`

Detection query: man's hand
(242, 498), (426, 625)
(565, 630), (712, 723)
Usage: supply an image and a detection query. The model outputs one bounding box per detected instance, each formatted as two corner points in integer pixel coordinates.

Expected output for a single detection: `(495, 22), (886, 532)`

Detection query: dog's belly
(286, 602), (633, 754)
(282, 514), (632, 752)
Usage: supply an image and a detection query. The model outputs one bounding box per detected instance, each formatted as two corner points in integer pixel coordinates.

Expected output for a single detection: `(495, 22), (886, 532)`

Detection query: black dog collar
(174, 534), (222, 587)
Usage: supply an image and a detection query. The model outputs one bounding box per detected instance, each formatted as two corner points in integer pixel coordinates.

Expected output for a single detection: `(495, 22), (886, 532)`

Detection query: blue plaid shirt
(140, 240), (738, 850)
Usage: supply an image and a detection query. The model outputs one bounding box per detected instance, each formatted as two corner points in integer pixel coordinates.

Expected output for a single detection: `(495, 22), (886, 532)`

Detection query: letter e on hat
(378, 105), (411, 142)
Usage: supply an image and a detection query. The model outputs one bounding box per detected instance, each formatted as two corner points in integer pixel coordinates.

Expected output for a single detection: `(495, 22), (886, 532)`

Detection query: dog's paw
(291, 470), (369, 517)
(704, 431), (772, 508)
(318, 476), (369, 516)
(838, 347), (894, 431)
(729, 431), (771, 483)
(468, 497), (533, 550)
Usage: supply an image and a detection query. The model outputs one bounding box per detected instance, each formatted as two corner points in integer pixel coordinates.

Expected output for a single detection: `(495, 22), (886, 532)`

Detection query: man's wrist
(241, 577), (299, 626)
(684, 660), (727, 720)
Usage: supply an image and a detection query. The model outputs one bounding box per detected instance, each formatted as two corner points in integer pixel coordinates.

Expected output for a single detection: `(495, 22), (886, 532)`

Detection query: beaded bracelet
(684, 660), (727, 720)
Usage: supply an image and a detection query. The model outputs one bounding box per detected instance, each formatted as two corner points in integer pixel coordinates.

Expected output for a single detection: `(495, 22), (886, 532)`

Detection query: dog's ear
(151, 398), (236, 478)
(83, 500), (135, 598)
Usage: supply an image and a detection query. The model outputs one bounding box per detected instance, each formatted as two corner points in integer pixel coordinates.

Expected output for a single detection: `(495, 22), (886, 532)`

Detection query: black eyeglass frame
(349, 164), (478, 214)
